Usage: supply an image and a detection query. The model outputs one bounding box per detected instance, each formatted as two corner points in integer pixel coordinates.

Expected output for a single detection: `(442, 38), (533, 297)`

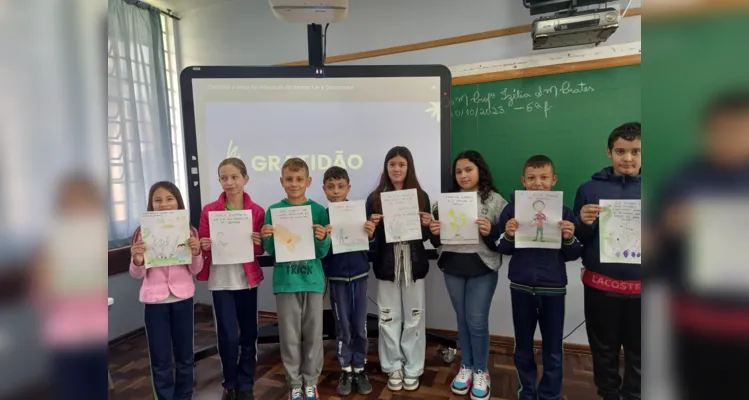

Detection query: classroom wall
(173, 0), (641, 345)
(108, 273), (145, 341)
(177, 0), (641, 68)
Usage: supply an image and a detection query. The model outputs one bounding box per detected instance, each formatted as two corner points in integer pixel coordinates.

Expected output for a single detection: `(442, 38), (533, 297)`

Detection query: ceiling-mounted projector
(531, 6), (620, 50)
(269, 0), (349, 24)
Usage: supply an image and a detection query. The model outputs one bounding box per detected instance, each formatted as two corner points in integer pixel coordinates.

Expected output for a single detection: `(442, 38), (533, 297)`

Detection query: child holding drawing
(484, 155), (581, 400)
(261, 157), (330, 400)
(427, 150), (506, 400)
(197, 157), (266, 400)
(320, 166), (376, 396)
(573, 122), (641, 400)
(130, 181), (203, 400)
(365, 146), (433, 392)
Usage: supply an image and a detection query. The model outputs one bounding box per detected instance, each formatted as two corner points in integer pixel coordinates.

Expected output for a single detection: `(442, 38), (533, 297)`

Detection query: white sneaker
(387, 370), (403, 391)
(470, 370), (491, 400)
(450, 365), (473, 395)
(403, 375), (420, 391)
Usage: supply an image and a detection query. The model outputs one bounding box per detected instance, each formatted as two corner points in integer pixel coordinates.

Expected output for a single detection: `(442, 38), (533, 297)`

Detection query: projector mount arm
(308, 23), (328, 77)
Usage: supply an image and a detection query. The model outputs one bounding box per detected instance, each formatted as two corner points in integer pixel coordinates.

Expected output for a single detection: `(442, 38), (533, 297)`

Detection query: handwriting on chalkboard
(451, 81), (595, 120)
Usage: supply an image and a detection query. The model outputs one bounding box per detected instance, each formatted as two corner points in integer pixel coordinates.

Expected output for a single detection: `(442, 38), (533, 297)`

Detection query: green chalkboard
(643, 12), (749, 203)
(451, 64), (641, 207)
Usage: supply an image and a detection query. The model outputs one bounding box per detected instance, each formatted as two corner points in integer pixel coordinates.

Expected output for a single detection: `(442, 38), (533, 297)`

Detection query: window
(107, 7), (183, 248)
(161, 15), (188, 206)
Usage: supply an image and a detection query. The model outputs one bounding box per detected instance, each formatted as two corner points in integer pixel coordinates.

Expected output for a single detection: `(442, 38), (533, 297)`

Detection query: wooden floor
(108, 309), (599, 399)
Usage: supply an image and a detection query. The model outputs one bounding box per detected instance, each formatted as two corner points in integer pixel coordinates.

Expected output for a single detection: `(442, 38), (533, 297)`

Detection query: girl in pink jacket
(197, 158), (265, 400)
(130, 181), (203, 400)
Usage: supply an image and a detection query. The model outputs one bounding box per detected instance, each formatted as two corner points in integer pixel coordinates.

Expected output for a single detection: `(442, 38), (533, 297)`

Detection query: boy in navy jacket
(654, 92), (749, 400)
(484, 155), (581, 400)
(573, 122), (641, 400)
(321, 166), (376, 397)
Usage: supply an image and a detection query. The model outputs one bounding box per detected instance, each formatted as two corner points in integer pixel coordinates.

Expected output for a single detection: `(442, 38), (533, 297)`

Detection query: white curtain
(108, 0), (175, 248)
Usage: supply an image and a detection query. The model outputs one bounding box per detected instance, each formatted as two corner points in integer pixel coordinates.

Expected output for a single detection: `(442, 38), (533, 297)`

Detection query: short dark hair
(282, 157), (309, 175)
(323, 166), (349, 184)
(607, 122), (641, 149)
(703, 90), (749, 126)
(523, 154), (555, 174)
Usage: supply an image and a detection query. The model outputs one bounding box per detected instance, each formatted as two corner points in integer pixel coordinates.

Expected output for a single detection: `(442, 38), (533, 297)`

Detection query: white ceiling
(146, 0), (238, 14)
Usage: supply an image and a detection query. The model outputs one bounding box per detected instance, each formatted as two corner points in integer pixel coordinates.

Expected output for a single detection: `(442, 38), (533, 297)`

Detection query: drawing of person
(532, 200), (548, 241)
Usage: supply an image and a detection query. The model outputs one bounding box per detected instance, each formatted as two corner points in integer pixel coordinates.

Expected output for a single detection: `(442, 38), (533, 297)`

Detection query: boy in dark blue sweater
(573, 122), (641, 400)
(321, 166), (376, 397)
(484, 155), (581, 400)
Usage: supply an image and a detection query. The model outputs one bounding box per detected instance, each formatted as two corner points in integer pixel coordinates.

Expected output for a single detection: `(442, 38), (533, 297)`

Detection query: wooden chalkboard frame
(453, 54), (641, 86)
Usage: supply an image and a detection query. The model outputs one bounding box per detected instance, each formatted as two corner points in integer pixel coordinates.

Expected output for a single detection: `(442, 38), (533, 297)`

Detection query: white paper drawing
(381, 189), (423, 243)
(515, 191), (563, 249)
(329, 200), (370, 254)
(688, 197), (749, 292)
(271, 205), (316, 263)
(439, 192), (479, 245)
(49, 215), (108, 296)
(599, 199), (641, 264)
(141, 210), (192, 268)
(209, 210), (254, 265)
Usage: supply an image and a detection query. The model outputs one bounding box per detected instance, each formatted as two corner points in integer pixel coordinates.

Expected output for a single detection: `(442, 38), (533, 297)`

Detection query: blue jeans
(443, 271), (499, 371)
(329, 278), (369, 369)
(212, 289), (259, 391)
(144, 297), (195, 400)
(511, 288), (565, 400)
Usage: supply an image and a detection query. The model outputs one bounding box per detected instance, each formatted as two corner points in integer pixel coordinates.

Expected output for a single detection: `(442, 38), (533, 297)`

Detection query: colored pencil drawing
(531, 200), (548, 242)
(271, 205), (316, 263)
(274, 223), (303, 252)
(438, 192), (479, 245)
(141, 210), (191, 268)
(328, 200), (370, 254)
(385, 218), (409, 242)
(208, 210), (255, 265)
(515, 190), (563, 249)
(599, 200), (641, 264)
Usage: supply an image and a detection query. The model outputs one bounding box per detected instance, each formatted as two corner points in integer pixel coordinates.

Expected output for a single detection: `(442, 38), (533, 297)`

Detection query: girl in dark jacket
(365, 146), (432, 392)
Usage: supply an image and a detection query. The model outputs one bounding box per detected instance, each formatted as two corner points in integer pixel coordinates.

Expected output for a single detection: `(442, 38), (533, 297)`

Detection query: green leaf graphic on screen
(448, 209), (467, 237)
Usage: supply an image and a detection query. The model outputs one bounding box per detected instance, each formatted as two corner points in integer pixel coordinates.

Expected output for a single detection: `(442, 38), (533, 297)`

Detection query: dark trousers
(329, 278), (369, 369)
(584, 286), (641, 400)
(676, 330), (749, 400)
(144, 297), (195, 400)
(212, 288), (259, 391)
(511, 288), (565, 400)
(51, 346), (108, 400)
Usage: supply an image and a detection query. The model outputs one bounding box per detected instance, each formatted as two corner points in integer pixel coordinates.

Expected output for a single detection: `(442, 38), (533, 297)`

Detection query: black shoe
(236, 389), (254, 400)
(222, 389), (237, 400)
(353, 370), (373, 395)
(337, 370), (353, 396)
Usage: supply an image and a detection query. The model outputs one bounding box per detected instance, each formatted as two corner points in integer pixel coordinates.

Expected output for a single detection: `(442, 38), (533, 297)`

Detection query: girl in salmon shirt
(130, 181), (203, 400)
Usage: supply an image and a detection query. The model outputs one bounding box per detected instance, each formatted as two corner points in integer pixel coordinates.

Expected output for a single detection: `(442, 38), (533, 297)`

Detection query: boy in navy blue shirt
(321, 166), (376, 397)
(484, 155), (581, 400)
(573, 122), (641, 400)
(655, 93), (749, 400)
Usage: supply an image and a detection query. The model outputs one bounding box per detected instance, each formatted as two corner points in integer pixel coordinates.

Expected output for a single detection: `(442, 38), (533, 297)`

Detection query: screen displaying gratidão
(190, 76), (443, 210)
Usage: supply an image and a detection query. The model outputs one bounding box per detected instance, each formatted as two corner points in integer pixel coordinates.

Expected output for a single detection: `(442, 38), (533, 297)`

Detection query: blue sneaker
(470, 370), (491, 400)
(450, 365), (472, 395)
(288, 388), (303, 400)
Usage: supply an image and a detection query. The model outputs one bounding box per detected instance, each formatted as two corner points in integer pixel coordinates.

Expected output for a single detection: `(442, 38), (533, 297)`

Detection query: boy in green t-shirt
(261, 157), (330, 400)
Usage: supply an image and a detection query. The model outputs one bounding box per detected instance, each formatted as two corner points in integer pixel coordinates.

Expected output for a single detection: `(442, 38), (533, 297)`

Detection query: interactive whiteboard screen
(181, 66), (452, 225)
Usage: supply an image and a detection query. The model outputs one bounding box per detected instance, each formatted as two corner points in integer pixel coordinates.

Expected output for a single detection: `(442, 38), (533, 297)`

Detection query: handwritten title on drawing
(451, 81), (595, 119)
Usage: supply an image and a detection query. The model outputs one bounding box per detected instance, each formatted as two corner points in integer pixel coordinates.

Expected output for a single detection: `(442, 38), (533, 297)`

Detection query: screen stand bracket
(307, 23), (324, 77)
